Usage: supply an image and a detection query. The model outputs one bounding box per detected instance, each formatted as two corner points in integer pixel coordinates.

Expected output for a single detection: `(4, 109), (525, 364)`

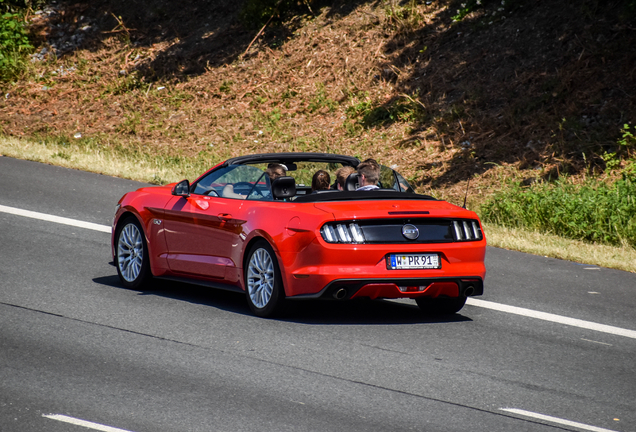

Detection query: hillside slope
(2, 0), (635, 201)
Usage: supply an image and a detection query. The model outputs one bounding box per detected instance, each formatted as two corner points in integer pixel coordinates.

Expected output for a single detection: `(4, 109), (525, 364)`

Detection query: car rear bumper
(289, 277), (483, 300)
(278, 237), (486, 299)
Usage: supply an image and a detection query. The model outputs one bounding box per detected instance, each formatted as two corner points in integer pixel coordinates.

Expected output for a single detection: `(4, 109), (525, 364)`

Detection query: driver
(266, 163), (286, 182)
(356, 158), (380, 191)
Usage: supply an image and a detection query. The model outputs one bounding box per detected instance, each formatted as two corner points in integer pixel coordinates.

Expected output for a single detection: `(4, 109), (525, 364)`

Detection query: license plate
(387, 253), (440, 269)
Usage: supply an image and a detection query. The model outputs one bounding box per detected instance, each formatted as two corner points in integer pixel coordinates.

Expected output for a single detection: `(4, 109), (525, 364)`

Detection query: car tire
(415, 295), (467, 315)
(244, 240), (286, 318)
(115, 216), (151, 290)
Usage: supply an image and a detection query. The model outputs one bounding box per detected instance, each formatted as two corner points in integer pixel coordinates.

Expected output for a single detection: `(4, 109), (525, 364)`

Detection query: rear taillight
(321, 222), (366, 244)
(452, 220), (483, 241)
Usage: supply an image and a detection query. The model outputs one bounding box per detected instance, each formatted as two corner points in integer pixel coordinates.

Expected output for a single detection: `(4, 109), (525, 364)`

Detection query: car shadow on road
(93, 275), (472, 325)
(93, 275), (253, 316)
(281, 299), (472, 325)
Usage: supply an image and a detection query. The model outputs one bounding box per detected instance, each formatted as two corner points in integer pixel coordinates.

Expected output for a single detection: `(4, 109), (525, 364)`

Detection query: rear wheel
(244, 240), (285, 318)
(115, 217), (151, 289)
(416, 295), (467, 315)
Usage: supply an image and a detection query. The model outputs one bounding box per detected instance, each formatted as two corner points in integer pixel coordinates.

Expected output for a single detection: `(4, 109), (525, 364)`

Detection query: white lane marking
(501, 408), (619, 432)
(43, 414), (135, 432)
(0, 204), (111, 233)
(467, 298), (636, 340)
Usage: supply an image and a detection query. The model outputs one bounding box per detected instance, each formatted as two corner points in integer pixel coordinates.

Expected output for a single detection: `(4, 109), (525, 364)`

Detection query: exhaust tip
(333, 288), (347, 300)
(464, 286), (475, 297)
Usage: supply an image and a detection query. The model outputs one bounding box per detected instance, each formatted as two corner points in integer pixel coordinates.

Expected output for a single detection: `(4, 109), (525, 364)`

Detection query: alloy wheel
(246, 248), (275, 308)
(117, 222), (144, 283)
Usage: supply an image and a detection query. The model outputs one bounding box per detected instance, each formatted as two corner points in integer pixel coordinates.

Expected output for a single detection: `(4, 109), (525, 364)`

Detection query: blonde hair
(335, 166), (356, 189)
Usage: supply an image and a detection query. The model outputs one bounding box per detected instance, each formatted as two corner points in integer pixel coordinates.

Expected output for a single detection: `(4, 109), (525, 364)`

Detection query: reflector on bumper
(398, 285), (428, 292)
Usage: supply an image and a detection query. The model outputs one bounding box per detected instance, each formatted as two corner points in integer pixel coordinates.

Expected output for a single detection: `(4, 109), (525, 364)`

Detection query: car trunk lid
(313, 199), (477, 220)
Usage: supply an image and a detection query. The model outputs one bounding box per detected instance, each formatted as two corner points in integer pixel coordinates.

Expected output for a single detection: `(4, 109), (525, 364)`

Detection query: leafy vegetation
(601, 124), (636, 171)
(0, 1), (33, 81)
(480, 174), (636, 248)
(480, 123), (636, 249)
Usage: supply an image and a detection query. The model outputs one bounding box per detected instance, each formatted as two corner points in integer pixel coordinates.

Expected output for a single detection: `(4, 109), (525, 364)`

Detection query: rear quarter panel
(237, 200), (334, 293)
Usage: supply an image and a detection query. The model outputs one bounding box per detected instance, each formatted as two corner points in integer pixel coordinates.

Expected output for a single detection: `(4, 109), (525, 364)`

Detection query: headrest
(344, 172), (359, 191)
(271, 176), (296, 199)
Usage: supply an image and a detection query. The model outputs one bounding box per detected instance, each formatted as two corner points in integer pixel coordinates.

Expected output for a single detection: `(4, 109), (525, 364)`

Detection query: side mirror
(172, 179), (190, 197)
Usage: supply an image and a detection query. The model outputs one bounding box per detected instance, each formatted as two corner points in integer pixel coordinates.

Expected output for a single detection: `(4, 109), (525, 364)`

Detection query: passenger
(356, 158), (380, 191)
(311, 170), (331, 192)
(335, 166), (356, 190)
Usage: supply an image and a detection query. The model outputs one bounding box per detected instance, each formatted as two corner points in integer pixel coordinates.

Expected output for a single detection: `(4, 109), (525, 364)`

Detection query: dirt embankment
(2, 0), (635, 201)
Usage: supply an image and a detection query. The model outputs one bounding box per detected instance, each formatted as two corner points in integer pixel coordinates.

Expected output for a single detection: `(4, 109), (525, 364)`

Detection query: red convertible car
(112, 153), (486, 317)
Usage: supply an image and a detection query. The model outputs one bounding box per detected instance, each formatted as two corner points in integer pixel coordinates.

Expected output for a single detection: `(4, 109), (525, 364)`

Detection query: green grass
(307, 84), (338, 113)
(480, 175), (636, 248)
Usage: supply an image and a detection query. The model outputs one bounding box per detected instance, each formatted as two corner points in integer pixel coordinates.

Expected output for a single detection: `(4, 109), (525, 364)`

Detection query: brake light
(453, 220), (483, 242)
(321, 222), (366, 244)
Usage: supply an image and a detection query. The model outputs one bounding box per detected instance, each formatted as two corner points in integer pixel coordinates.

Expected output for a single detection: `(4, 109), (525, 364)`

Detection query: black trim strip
(224, 152), (360, 167)
(155, 276), (244, 293)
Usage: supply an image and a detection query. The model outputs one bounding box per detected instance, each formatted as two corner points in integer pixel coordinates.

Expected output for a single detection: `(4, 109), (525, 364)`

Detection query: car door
(163, 165), (265, 279)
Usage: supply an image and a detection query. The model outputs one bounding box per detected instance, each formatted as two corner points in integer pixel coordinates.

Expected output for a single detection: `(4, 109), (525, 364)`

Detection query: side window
(378, 165), (414, 192)
(192, 165), (269, 199)
(395, 171), (414, 193)
(379, 165), (397, 190)
(246, 174), (272, 201)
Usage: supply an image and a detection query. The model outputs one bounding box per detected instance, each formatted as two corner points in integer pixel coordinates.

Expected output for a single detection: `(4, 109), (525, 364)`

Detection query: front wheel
(244, 240), (285, 318)
(416, 295), (467, 315)
(115, 217), (151, 289)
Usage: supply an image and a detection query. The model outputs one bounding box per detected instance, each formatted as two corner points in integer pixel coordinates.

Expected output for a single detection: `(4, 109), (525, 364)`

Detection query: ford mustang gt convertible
(111, 152), (486, 317)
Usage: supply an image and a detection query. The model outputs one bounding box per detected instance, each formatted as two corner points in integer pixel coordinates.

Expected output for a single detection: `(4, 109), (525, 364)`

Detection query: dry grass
(0, 135), (194, 184)
(483, 223), (636, 273)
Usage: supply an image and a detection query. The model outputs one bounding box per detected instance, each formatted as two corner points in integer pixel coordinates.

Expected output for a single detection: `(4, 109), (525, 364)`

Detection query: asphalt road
(1, 157), (635, 432)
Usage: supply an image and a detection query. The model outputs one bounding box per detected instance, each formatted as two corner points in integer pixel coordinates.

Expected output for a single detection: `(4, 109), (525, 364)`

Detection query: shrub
(0, 8), (33, 81)
(480, 175), (636, 247)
